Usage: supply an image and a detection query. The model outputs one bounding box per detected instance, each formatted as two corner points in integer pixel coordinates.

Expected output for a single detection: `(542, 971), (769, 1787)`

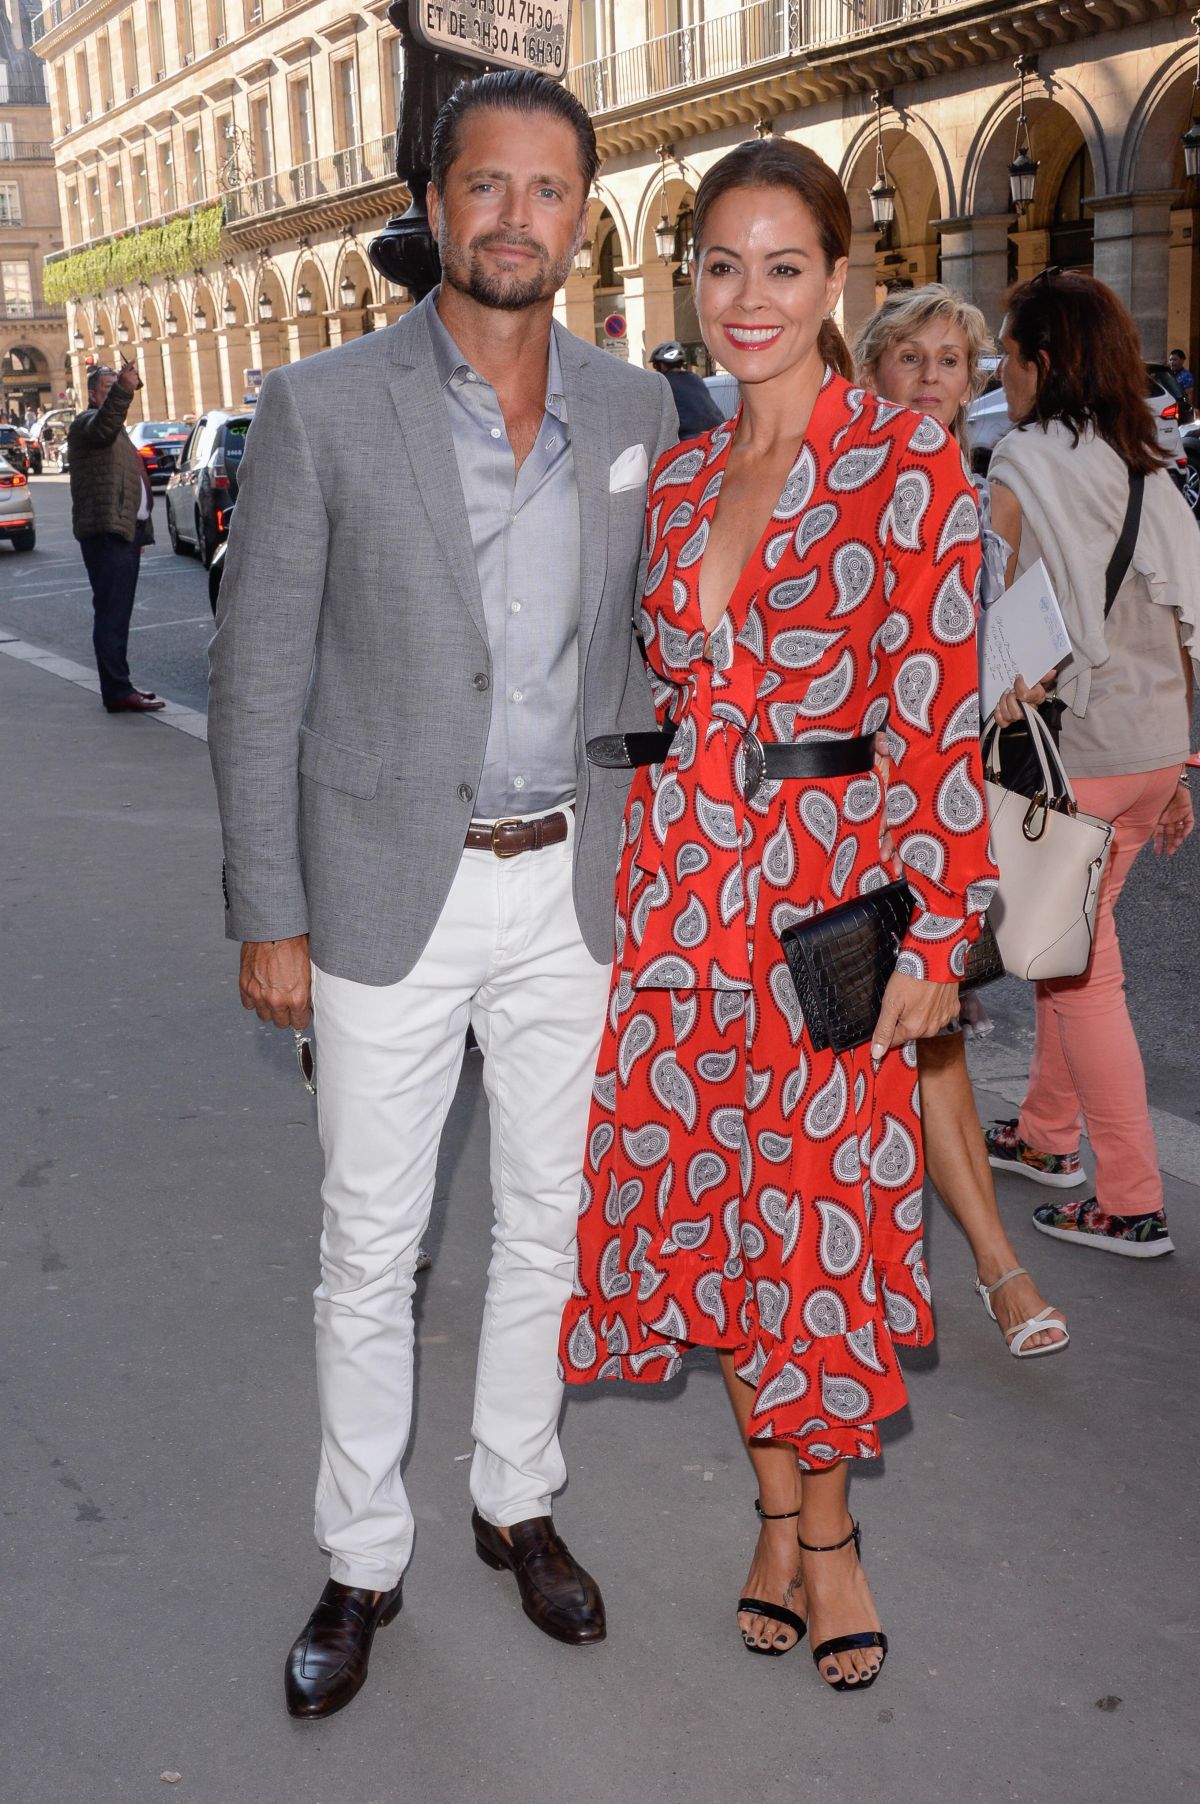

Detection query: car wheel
(11, 527), (35, 552)
(167, 503), (188, 556)
(196, 508), (216, 568)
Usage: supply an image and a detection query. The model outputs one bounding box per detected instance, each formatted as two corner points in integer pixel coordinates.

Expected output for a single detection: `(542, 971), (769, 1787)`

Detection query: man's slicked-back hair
(430, 69), (599, 196)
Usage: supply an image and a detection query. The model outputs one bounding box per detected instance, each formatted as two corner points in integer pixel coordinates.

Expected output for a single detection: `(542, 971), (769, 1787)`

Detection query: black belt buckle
(740, 728), (767, 801)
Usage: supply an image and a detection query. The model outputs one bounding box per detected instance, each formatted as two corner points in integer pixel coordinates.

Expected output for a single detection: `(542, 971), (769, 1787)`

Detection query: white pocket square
(608, 444), (648, 493)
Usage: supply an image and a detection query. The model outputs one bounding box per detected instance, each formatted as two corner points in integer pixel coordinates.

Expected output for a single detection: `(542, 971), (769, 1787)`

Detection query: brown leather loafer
(105, 691), (165, 713)
(284, 1578), (403, 1719)
(472, 1509), (606, 1645)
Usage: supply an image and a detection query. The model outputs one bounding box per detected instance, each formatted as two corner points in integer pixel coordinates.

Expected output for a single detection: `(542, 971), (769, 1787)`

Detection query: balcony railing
(567, 0), (970, 114)
(29, 0), (95, 39)
(0, 141), (54, 161)
(0, 82), (50, 107)
(223, 135), (398, 225)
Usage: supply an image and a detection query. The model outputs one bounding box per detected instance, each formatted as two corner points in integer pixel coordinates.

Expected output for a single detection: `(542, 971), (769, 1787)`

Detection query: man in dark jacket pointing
(68, 360), (164, 714)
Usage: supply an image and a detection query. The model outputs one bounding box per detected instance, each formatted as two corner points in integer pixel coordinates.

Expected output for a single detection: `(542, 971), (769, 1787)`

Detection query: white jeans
(309, 811), (609, 1589)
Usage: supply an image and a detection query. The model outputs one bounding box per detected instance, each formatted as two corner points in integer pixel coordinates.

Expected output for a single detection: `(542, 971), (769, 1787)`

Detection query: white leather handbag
(982, 704), (1115, 982)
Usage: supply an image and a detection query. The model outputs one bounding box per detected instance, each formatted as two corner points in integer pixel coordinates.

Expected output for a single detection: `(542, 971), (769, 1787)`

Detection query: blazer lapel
(558, 325), (611, 676)
(386, 305), (487, 644)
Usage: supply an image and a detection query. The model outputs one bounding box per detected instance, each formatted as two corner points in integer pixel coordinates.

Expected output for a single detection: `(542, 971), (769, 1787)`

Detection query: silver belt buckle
(740, 728), (766, 801)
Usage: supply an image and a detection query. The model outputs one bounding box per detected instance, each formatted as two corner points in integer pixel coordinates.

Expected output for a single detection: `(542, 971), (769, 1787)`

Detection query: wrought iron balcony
(566, 0), (971, 115)
(0, 141), (54, 161)
(222, 135), (399, 226)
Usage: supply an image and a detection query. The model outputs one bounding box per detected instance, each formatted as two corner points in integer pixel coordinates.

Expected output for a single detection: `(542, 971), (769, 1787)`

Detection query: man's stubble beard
(439, 232), (575, 313)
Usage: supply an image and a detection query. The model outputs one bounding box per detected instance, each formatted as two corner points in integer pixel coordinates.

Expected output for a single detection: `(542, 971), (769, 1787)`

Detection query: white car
(966, 372), (1187, 481)
(0, 460), (36, 551)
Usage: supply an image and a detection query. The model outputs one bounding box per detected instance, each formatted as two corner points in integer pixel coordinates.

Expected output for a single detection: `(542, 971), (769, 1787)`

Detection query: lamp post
(654, 145), (677, 264)
(339, 273), (357, 309)
(1182, 13), (1200, 181)
(297, 283), (314, 316)
(257, 291), (274, 323)
(140, 317), (152, 341)
(222, 296), (237, 328)
(868, 90), (896, 234)
(193, 303), (208, 332)
(573, 240), (594, 276)
(1009, 55), (1040, 217)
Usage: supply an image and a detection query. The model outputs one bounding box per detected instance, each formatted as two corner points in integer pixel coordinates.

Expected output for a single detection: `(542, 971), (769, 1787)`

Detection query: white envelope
(608, 443), (648, 493)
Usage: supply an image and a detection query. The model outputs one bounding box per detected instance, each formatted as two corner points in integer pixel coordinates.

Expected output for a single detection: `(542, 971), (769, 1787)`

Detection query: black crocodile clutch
(781, 882), (915, 1054)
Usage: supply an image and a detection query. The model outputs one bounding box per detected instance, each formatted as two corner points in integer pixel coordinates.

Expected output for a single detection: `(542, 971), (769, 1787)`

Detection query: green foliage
(43, 204), (226, 305)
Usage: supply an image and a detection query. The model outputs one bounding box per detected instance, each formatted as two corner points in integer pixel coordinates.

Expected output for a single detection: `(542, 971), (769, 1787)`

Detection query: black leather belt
(587, 725), (874, 800)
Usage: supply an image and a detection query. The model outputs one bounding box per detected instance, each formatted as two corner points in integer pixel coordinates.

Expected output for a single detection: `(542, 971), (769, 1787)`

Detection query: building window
(250, 93), (274, 180)
(1, 261), (35, 318)
(148, 1), (166, 79)
(290, 76), (314, 166)
(158, 138), (178, 212)
(386, 35), (403, 131)
(54, 60), (70, 131)
(74, 47), (92, 119)
(176, 0), (195, 63)
(66, 179), (81, 242)
(334, 57), (360, 150)
(120, 14), (137, 95)
(186, 128), (204, 201)
(208, 0), (227, 48)
(108, 164), (126, 228)
(97, 32), (114, 110)
(87, 172), (103, 237)
(132, 153), (151, 220)
(0, 121), (13, 161)
(0, 181), (20, 228)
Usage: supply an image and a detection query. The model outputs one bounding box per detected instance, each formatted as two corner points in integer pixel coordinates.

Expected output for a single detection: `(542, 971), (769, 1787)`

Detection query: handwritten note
(978, 558), (1071, 718)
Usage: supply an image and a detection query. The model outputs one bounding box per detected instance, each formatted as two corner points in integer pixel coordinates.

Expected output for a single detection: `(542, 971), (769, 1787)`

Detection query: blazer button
(458, 782), (474, 803)
(473, 672), (490, 691)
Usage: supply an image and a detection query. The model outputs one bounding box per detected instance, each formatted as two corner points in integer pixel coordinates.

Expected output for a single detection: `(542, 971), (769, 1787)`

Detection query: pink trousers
(1017, 764), (1181, 1215)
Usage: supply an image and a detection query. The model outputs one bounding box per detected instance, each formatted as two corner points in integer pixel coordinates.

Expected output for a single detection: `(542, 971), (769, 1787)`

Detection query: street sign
(408, 0), (571, 79)
(603, 313), (626, 340)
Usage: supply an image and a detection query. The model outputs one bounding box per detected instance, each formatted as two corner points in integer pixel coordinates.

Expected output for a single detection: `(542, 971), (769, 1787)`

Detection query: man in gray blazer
(208, 70), (676, 1718)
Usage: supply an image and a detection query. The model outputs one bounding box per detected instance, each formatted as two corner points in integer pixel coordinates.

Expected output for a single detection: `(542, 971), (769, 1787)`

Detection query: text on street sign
(409, 0), (570, 78)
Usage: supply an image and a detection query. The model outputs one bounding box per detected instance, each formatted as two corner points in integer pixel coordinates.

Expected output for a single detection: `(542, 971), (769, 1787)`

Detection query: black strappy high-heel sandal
(798, 1520), (888, 1692)
(737, 1499), (807, 1657)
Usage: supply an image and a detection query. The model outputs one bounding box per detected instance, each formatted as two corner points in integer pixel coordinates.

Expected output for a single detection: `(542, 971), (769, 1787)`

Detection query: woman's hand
(993, 671), (1054, 728)
(1153, 780), (1194, 857)
(870, 972), (960, 1066)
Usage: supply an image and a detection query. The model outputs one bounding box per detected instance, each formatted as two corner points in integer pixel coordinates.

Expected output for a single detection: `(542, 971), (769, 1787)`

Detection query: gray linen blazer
(207, 296), (679, 985)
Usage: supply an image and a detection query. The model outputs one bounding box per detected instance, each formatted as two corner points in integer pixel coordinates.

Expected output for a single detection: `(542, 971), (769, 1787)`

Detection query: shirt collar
(427, 289), (568, 424)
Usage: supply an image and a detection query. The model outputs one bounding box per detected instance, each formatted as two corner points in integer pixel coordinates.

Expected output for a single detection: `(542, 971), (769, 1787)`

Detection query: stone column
(215, 326), (251, 408)
(938, 213), (1011, 326)
(1010, 225), (1050, 289)
(555, 269), (596, 347)
(620, 261), (675, 368)
(840, 228), (878, 347)
(1168, 206), (1200, 372)
(1089, 192), (1174, 358)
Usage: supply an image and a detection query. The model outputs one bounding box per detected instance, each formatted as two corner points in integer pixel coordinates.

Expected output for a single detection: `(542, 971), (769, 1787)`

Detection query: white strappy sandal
(974, 1266), (1070, 1359)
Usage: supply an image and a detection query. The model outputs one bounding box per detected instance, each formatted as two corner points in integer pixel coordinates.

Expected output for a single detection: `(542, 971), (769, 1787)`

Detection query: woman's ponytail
(818, 317), (854, 380)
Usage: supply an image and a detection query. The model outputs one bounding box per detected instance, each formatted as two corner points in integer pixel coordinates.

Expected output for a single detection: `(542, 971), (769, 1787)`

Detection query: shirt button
(511, 689), (523, 702)
(458, 782), (474, 803)
(473, 672), (490, 691)
(490, 427), (502, 440)
(514, 776), (526, 791)
(510, 600), (521, 614)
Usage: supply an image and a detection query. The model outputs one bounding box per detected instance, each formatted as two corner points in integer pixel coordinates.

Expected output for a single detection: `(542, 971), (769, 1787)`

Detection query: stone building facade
(28, 0), (1200, 406)
(1, 0), (65, 418)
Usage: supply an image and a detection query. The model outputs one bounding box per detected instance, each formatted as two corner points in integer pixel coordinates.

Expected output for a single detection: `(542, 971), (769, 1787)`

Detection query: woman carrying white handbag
(985, 270), (1199, 1259)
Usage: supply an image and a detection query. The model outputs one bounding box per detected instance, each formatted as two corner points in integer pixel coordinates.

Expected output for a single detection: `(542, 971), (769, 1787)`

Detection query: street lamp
(140, 316), (152, 340)
(296, 283), (314, 316)
(117, 320), (130, 343)
(165, 308), (178, 336)
(1009, 56), (1040, 216)
(193, 303), (208, 332)
(339, 273), (357, 309)
(572, 240), (594, 276)
(72, 327), (84, 349)
(654, 144), (676, 263)
(257, 291), (274, 322)
(869, 91), (896, 233)
(1182, 13), (1200, 181)
(222, 296), (237, 327)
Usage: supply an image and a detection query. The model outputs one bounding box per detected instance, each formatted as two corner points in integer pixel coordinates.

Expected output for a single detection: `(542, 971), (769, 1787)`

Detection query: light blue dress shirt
(427, 297), (581, 818)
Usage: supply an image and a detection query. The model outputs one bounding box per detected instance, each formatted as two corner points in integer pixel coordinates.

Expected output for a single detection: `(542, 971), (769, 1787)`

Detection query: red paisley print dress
(559, 373), (998, 1468)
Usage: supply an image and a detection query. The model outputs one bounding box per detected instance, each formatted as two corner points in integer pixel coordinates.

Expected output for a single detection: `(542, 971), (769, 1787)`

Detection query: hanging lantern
(257, 291), (274, 322)
(1183, 22), (1200, 180)
(655, 144), (676, 264)
(193, 303), (208, 332)
(339, 273), (357, 308)
(1009, 57), (1039, 217)
(296, 283), (313, 316)
(573, 240), (594, 276)
(222, 296), (237, 327)
(117, 321), (130, 343)
(72, 327), (84, 349)
(869, 92), (897, 234)
(140, 317), (152, 340)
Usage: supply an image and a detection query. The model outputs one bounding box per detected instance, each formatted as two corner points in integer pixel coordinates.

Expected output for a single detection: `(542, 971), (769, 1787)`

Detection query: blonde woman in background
(853, 285), (1068, 1358)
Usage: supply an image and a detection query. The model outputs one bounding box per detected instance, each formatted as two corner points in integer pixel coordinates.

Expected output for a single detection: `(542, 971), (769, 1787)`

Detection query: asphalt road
(5, 470), (1197, 1117)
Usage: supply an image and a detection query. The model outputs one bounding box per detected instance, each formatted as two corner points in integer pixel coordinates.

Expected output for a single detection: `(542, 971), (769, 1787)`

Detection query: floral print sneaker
(984, 1119), (1086, 1189)
(1032, 1196), (1175, 1260)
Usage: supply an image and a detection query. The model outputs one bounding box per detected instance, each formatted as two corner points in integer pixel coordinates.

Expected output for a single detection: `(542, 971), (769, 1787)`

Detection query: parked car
(127, 419), (190, 490)
(207, 506), (231, 614)
(0, 422), (31, 475)
(165, 410), (252, 567)
(966, 372), (1189, 487)
(0, 462), (36, 551)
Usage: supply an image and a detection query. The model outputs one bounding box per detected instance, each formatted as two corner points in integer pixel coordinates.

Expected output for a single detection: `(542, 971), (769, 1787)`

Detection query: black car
(165, 409), (252, 567)
(127, 419), (190, 489)
(0, 423), (31, 476)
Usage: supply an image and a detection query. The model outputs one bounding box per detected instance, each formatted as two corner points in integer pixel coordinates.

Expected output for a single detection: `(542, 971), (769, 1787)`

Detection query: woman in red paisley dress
(559, 141), (996, 1693)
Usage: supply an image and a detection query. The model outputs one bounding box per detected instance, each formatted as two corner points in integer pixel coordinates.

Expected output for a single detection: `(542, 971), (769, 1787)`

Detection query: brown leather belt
(465, 810), (570, 858)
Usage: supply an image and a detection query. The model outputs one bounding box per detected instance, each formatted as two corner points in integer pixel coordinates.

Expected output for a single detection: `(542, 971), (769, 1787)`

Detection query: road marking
(0, 623), (208, 742)
(129, 615), (212, 631)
